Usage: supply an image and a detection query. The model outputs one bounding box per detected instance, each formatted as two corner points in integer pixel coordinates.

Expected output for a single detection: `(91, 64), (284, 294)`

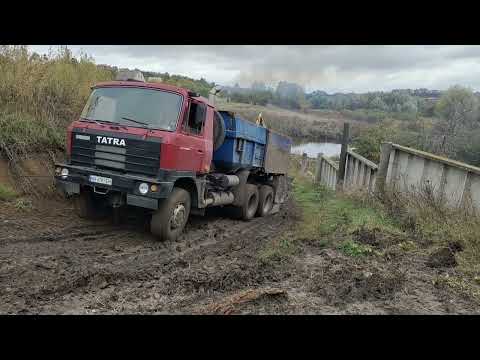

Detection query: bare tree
(434, 85), (479, 156)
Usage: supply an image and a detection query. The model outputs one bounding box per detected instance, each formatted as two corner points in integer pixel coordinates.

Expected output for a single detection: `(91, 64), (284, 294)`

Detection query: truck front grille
(70, 130), (161, 176)
(94, 145), (127, 169)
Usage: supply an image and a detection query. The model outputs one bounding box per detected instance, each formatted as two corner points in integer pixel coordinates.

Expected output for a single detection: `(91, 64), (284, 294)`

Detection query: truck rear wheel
(151, 188), (191, 241)
(256, 185), (274, 217)
(72, 190), (106, 220)
(238, 184), (259, 221)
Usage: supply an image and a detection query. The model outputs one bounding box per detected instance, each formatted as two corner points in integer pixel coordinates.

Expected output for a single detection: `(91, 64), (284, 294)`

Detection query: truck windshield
(80, 87), (183, 131)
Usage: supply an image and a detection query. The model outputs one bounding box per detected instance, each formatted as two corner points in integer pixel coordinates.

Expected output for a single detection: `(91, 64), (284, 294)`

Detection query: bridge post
(315, 153), (324, 184)
(375, 142), (393, 198)
(301, 152), (308, 174)
(337, 122), (350, 190)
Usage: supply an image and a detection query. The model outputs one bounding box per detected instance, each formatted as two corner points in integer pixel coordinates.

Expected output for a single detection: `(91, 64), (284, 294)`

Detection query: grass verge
(380, 188), (480, 278)
(259, 169), (403, 263)
(0, 110), (64, 155)
(0, 183), (17, 201)
(337, 240), (375, 257)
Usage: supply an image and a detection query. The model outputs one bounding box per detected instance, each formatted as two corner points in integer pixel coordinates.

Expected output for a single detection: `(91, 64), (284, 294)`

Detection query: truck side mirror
(194, 105), (206, 125)
(194, 113), (204, 126)
(184, 101), (206, 134)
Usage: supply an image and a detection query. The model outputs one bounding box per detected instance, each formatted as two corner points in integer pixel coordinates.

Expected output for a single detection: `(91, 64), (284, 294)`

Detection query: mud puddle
(0, 195), (479, 314)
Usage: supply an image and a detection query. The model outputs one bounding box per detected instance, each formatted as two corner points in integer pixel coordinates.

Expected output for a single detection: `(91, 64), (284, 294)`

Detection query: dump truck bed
(263, 129), (292, 174)
(212, 111), (291, 174)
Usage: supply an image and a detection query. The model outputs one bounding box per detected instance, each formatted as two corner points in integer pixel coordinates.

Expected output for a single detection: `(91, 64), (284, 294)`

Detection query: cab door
(175, 99), (208, 173)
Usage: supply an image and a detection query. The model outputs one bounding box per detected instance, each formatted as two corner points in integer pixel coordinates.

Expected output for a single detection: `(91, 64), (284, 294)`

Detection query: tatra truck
(54, 71), (291, 241)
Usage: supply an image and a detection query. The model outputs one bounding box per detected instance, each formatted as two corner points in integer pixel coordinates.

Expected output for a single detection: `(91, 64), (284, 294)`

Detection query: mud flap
(272, 175), (287, 204)
(270, 203), (281, 215)
(231, 169), (250, 207)
(56, 180), (80, 196)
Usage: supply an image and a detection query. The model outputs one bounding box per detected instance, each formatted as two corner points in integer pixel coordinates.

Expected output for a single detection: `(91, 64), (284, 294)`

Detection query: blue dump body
(213, 111), (266, 170)
(213, 111), (291, 174)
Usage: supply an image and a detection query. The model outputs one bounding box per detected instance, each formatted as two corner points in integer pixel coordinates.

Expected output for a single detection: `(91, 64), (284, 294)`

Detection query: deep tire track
(0, 198), (296, 314)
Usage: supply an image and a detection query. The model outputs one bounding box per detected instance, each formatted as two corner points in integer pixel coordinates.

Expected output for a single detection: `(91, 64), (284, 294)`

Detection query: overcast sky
(29, 45), (480, 93)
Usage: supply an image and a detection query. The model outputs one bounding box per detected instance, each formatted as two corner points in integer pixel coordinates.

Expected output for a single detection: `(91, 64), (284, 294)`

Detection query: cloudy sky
(29, 45), (480, 93)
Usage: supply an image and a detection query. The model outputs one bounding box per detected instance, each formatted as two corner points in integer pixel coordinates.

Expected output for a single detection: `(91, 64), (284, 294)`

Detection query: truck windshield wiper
(121, 116), (149, 127)
(80, 117), (115, 125)
(80, 117), (128, 129)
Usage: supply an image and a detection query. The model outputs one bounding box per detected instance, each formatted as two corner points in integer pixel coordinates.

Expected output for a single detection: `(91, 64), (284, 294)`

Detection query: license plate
(89, 175), (112, 186)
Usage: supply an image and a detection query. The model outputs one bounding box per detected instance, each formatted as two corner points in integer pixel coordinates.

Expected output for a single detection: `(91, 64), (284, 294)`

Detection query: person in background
(256, 112), (266, 127)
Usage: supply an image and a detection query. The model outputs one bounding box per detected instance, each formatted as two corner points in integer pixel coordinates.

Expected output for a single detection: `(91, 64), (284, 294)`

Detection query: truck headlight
(61, 168), (69, 178)
(138, 182), (149, 195)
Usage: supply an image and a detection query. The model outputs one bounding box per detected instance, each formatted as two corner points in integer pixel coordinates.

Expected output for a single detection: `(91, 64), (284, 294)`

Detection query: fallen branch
(197, 287), (287, 315)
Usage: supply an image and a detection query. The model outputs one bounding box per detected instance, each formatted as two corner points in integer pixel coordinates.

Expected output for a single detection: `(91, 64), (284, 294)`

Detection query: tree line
(219, 81), (452, 117)
(352, 85), (480, 167)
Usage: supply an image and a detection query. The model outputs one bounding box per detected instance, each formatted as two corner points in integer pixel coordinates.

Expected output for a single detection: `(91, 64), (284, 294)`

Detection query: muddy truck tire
(151, 187), (191, 242)
(256, 185), (274, 217)
(73, 190), (107, 220)
(233, 184), (259, 221)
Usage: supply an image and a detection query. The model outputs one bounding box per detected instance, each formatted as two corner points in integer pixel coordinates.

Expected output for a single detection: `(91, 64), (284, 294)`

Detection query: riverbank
(291, 142), (341, 159)
(217, 100), (368, 144)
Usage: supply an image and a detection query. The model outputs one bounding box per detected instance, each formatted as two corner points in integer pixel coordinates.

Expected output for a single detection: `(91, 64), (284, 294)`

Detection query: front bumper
(54, 163), (174, 210)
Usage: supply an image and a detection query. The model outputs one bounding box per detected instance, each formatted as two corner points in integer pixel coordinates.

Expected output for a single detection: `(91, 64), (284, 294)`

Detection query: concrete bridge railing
(308, 140), (480, 213)
(375, 142), (480, 212)
(312, 149), (378, 193)
(344, 149), (378, 193)
(297, 121), (480, 213)
(314, 153), (339, 190)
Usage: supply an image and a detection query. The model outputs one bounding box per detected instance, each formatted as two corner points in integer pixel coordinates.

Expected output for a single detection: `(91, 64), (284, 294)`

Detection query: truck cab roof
(93, 81), (215, 107)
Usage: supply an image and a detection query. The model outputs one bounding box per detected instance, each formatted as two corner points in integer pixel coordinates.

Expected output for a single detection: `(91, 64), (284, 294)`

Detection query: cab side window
(185, 102), (206, 135)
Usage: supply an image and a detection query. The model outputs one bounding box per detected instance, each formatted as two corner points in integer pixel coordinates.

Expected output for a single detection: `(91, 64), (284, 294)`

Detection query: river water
(291, 142), (341, 158)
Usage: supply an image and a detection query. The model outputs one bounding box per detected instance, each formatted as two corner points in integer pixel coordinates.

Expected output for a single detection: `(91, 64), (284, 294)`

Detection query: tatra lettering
(96, 136), (126, 146)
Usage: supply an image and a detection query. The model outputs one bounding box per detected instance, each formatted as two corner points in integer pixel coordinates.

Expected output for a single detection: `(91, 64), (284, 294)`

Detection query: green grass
(258, 234), (297, 265)
(419, 216), (480, 277)
(398, 241), (417, 252)
(292, 175), (402, 242)
(434, 274), (480, 304)
(13, 198), (33, 211)
(0, 46), (114, 158)
(338, 240), (374, 257)
(0, 110), (64, 153)
(0, 183), (17, 201)
(258, 169), (403, 263)
(381, 189), (480, 277)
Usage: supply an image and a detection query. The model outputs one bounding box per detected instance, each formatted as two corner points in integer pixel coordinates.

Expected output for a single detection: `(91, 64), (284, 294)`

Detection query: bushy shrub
(0, 45), (114, 156)
(351, 122), (393, 163)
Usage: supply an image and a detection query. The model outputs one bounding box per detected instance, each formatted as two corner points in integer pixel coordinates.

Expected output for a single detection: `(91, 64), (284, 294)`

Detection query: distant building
(148, 77), (163, 83)
(97, 64), (118, 72)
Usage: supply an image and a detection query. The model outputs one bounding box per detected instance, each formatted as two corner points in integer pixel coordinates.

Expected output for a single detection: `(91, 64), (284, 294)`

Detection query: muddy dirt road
(0, 196), (299, 314)
(1, 196), (479, 314)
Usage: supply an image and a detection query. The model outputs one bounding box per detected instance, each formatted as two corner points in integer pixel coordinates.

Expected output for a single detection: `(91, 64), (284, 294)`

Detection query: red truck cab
(55, 78), (221, 236)
(66, 80), (214, 174)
